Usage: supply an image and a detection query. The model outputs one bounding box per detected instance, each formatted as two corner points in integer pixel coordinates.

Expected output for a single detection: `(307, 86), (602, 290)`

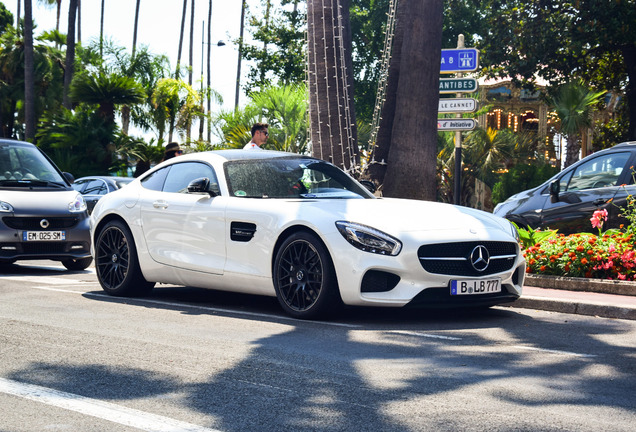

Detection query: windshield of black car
(0, 144), (66, 187)
(224, 157), (373, 199)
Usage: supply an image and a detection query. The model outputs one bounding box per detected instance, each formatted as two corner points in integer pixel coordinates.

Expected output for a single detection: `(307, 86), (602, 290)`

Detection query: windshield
(0, 143), (66, 186)
(224, 157), (373, 199)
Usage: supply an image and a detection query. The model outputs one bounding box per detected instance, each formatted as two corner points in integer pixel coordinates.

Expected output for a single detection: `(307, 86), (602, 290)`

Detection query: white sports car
(90, 150), (525, 319)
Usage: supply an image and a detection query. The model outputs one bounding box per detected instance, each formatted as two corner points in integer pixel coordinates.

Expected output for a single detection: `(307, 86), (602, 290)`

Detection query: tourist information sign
(438, 98), (478, 113)
(440, 48), (479, 73)
(439, 78), (478, 94)
(437, 119), (477, 131)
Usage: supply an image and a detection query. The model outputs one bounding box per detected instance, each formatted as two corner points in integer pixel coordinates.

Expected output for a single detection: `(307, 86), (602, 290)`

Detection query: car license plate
(451, 278), (501, 295)
(22, 231), (66, 241)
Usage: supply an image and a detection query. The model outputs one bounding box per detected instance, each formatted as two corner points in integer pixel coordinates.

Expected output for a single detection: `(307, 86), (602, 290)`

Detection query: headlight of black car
(336, 221), (402, 256)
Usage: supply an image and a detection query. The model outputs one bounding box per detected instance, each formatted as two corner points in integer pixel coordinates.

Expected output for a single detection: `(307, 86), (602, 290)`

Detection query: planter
(524, 273), (636, 297)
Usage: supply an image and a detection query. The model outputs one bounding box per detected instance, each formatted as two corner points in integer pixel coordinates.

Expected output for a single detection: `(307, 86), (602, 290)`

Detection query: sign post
(437, 35), (480, 205)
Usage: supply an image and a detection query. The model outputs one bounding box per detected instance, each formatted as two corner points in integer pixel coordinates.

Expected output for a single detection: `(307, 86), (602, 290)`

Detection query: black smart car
(0, 139), (93, 270)
(494, 141), (636, 234)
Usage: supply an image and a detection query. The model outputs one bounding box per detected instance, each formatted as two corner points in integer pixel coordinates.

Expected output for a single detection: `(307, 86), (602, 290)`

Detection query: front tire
(273, 231), (341, 319)
(62, 257), (93, 271)
(95, 220), (154, 296)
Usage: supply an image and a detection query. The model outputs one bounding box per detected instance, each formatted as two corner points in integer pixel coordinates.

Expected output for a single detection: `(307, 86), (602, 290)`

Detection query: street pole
(454, 35), (465, 206)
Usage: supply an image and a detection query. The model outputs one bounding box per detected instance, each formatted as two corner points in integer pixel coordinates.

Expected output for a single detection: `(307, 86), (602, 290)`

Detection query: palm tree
(69, 72), (146, 126)
(151, 77), (200, 142)
(250, 84), (309, 153)
(132, 0), (141, 58)
(23, 0), (35, 140)
(235, 0), (246, 110)
(63, 0), (78, 109)
(175, 0), (188, 79)
(550, 81), (606, 168)
(376, 0), (443, 200)
(307, 0), (358, 170)
(100, 0), (105, 56)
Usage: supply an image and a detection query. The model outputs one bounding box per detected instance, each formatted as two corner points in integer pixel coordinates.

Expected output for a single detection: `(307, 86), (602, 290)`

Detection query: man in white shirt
(243, 122), (269, 149)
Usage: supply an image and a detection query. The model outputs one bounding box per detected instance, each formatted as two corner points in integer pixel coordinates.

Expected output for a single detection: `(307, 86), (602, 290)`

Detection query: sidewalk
(503, 275), (636, 320)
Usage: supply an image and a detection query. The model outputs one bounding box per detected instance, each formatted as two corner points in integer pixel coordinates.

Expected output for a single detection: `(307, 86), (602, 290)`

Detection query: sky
(4, 0), (251, 115)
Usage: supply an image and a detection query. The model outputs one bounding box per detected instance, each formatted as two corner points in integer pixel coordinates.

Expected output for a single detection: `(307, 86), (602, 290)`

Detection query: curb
(501, 274), (636, 320)
(507, 295), (636, 321)
(524, 274), (636, 296)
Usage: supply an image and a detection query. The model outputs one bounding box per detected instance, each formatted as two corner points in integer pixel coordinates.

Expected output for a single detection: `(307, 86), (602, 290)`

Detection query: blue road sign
(440, 48), (479, 73)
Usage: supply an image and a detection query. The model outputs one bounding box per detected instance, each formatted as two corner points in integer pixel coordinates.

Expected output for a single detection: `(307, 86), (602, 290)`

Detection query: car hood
(304, 197), (513, 237)
(0, 189), (80, 215)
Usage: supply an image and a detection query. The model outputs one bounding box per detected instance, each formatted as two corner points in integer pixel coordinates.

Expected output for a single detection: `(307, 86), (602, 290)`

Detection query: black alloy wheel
(273, 231), (340, 319)
(95, 220), (154, 296)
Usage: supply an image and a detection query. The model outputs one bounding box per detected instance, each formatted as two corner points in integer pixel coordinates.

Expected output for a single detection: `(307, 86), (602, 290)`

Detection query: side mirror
(187, 177), (217, 196)
(63, 172), (75, 184)
(549, 180), (560, 203)
(359, 180), (376, 194)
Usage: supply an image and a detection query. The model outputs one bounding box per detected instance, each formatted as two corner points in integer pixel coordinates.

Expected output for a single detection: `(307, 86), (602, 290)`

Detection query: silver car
(0, 139), (93, 270)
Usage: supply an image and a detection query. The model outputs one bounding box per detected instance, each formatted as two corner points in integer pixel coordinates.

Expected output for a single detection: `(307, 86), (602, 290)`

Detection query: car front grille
(2, 216), (80, 230)
(418, 241), (517, 277)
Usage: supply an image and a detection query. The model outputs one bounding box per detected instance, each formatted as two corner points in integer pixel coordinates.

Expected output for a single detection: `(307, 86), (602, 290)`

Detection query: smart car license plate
(451, 278), (501, 295)
(23, 231), (66, 241)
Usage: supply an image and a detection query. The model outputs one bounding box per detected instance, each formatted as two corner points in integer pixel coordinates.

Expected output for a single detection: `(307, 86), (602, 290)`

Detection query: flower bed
(524, 231), (636, 280)
(521, 204), (636, 281)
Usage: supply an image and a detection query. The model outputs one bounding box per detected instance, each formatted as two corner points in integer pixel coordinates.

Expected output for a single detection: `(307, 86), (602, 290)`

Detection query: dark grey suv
(494, 141), (636, 234)
(0, 139), (92, 270)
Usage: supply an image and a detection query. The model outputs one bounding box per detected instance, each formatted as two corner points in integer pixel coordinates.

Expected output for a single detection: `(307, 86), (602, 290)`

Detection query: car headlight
(336, 221), (402, 256)
(0, 200), (14, 212)
(68, 193), (87, 213)
(506, 219), (520, 242)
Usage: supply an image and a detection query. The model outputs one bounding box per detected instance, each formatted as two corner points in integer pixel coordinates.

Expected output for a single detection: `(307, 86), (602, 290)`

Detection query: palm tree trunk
(77, 0), (81, 44)
(381, 0), (443, 201)
(100, 0), (105, 57)
(206, 0), (212, 143)
(623, 44), (636, 141)
(24, 0), (36, 140)
(187, 0), (195, 142)
(63, 0), (78, 110)
(365, 0), (404, 187)
(175, 0), (188, 79)
(307, 0), (358, 171)
(132, 0), (141, 58)
(564, 134), (580, 168)
(235, 0), (246, 110)
(16, 0), (20, 28)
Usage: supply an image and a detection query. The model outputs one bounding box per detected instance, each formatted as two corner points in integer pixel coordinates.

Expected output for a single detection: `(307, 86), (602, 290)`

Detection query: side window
(566, 152), (631, 191)
(71, 179), (88, 193)
(141, 167), (170, 191)
(163, 162), (219, 194)
(84, 179), (108, 195)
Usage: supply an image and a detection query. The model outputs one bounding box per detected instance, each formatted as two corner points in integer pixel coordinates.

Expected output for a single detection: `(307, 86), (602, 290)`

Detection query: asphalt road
(1, 261), (635, 432)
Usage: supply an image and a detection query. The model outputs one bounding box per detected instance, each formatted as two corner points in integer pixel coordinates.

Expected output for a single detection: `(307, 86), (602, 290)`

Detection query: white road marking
(513, 345), (597, 358)
(2, 276), (95, 285)
(29, 286), (361, 329)
(392, 330), (463, 341)
(0, 377), (221, 432)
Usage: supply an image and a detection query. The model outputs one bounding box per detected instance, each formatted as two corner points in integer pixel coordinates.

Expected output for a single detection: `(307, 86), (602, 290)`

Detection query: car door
(540, 151), (633, 233)
(139, 161), (226, 274)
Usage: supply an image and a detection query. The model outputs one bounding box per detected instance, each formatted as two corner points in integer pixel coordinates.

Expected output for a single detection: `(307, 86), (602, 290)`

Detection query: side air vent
(230, 222), (257, 242)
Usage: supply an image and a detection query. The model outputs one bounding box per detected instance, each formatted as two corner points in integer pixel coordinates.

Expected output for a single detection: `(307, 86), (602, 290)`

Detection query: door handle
(593, 198), (608, 206)
(153, 200), (168, 209)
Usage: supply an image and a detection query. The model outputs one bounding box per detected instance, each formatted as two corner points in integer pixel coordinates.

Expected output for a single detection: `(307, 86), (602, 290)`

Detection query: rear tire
(95, 220), (154, 296)
(273, 231), (341, 319)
